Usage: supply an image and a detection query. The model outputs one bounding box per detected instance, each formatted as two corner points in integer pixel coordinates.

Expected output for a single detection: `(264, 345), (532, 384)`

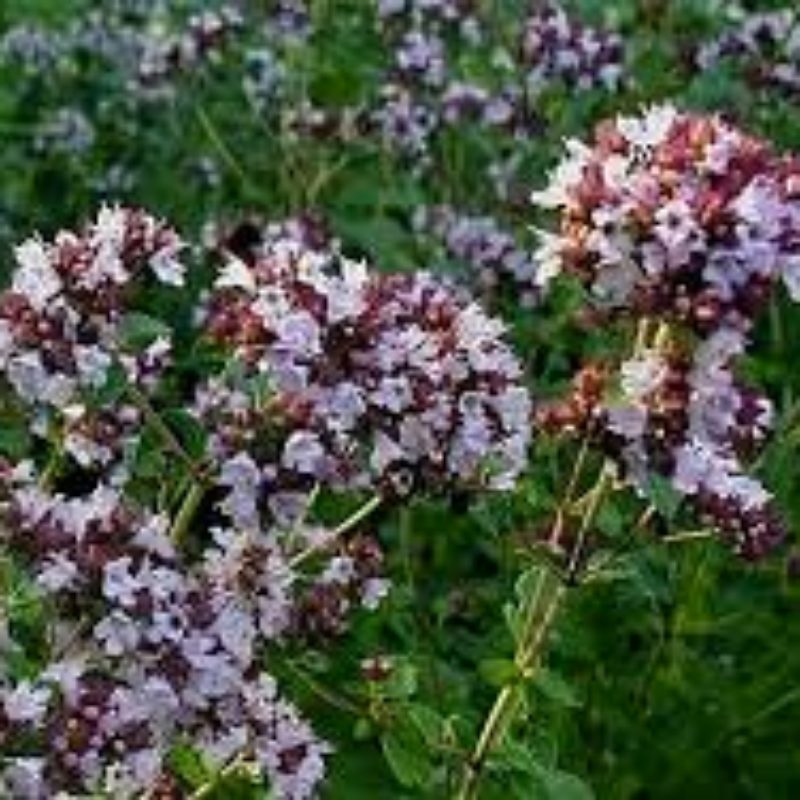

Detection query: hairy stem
(456, 463), (614, 800)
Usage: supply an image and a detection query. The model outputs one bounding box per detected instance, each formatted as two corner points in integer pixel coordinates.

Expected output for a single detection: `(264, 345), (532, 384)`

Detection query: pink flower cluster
(532, 106), (800, 558)
(604, 331), (782, 559)
(0, 209), (397, 798)
(136, 6), (245, 93)
(0, 474), (332, 798)
(533, 106), (800, 336)
(538, 328), (783, 559)
(0, 3), (248, 102)
(200, 237), (532, 510)
(0, 206), (182, 416)
(203, 214), (334, 266)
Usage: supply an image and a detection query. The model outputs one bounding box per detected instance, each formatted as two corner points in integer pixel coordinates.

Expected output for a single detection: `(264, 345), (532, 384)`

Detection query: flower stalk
(456, 461), (615, 800)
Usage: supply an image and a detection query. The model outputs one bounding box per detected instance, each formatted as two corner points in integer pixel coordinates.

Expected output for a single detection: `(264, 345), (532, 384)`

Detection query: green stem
(188, 754), (257, 800)
(169, 482), (206, 548)
(456, 465), (614, 800)
(38, 448), (64, 489)
(195, 104), (252, 190)
(457, 569), (563, 800)
(290, 495), (383, 568)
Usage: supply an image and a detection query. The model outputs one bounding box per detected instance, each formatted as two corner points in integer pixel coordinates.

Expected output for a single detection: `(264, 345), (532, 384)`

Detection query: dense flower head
(0, 3), (247, 99)
(377, 0), (479, 34)
(532, 105), (800, 336)
(200, 237), (532, 504)
(0, 457), (386, 797)
(292, 535), (389, 639)
(0, 208), (399, 795)
(520, 2), (626, 94)
(34, 108), (96, 156)
(538, 327), (784, 559)
(0, 206), (183, 413)
(203, 213), (335, 266)
(393, 28), (447, 87)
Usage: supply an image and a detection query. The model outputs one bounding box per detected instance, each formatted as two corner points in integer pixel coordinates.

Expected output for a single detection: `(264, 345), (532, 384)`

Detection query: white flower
(361, 577), (390, 610)
(215, 257), (257, 293)
(1, 757), (45, 800)
(533, 229), (565, 287)
(37, 554), (79, 592)
(617, 104), (677, 149)
(275, 311), (322, 357)
(12, 238), (61, 311)
(93, 205), (128, 248)
(3, 682), (50, 723)
(283, 431), (327, 474)
(102, 557), (141, 608)
(370, 431), (405, 473)
(219, 452), (262, 530)
(133, 514), (174, 559)
(149, 245), (186, 287)
(531, 138), (591, 208)
(781, 254), (800, 301)
(607, 404), (648, 438)
(620, 353), (666, 400)
(213, 603), (257, 663)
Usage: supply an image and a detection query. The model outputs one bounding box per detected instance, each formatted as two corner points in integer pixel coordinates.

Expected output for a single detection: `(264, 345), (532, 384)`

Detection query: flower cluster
(0, 207), (396, 798)
(34, 108), (96, 156)
(203, 214), (335, 267)
(0, 3), (246, 97)
(376, 0), (480, 39)
(415, 205), (540, 306)
(521, 2), (627, 94)
(292, 535), (389, 639)
(364, 2), (619, 171)
(532, 105), (800, 336)
(696, 8), (800, 100)
(0, 473), (335, 798)
(136, 6), (245, 94)
(532, 105), (800, 558)
(538, 327), (784, 559)
(200, 237), (532, 508)
(0, 206), (183, 418)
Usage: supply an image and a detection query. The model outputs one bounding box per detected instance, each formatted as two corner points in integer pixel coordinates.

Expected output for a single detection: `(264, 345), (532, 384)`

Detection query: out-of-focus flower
(521, 2), (626, 94)
(416, 205), (539, 306)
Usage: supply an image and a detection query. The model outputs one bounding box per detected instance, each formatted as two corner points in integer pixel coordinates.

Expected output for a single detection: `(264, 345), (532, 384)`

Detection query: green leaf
(0, 423), (30, 459)
(479, 658), (519, 688)
(168, 743), (213, 789)
(642, 473), (682, 521)
(407, 703), (443, 744)
(533, 669), (581, 708)
(118, 312), (172, 351)
(162, 408), (208, 460)
(380, 720), (433, 788)
(595, 501), (625, 538)
(538, 769), (595, 800)
(382, 659), (418, 700)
